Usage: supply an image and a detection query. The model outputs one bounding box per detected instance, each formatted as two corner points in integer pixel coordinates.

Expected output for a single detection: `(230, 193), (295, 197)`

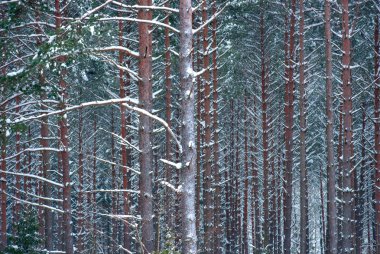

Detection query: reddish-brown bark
(55, 1), (74, 253)
(243, 97), (249, 254)
(340, 1), (354, 251)
(251, 97), (260, 253)
(211, 1), (221, 251)
(324, 0), (338, 253)
(283, 1), (296, 253)
(299, 0), (309, 252)
(201, 0), (214, 250)
(137, 0), (155, 252)
(77, 107), (84, 253)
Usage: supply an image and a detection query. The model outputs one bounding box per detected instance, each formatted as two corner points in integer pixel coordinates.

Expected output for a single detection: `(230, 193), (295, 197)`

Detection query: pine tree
(2, 209), (41, 254)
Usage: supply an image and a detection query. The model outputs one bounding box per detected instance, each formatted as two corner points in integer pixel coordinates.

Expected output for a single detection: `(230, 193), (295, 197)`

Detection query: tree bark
(55, 1), (74, 253)
(340, 0), (354, 252)
(137, 0), (155, 252)
(299, 0), (309, 252)
(283, 1), (296, 253)
(324, 0), (338, 253)
(179, 0), (197, 252)
(374, 14), (380, 254)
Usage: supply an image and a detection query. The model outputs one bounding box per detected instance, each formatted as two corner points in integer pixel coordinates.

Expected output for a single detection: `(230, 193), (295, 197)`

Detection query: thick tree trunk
(137, 0), (155, 252)
(179, 0), (197, 252)
(324, 0), (338, 253)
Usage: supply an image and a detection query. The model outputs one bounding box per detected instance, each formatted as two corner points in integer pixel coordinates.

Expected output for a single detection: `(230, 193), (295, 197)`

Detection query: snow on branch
(160, 159), (182, 169)
(123, 103), (183, 153)
(98, 17), (179, 33)
(90, 46), (139, 58)
(4, 192), (64, 213)
(0, 170), (64, 188)
(111, 1), (179, 13)
(12, 97), (139, 123)
(193, 4), (227, 35)
(80, 0), (113, 21)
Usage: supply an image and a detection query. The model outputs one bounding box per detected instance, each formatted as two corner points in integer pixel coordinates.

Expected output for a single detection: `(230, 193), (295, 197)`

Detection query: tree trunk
(137, 0), (155, 252)
(243, 96), (249, 254)
(77, 107), (84, 253)
(0, 103), (7, 251)
(299, 0), (309, 252)
(55, 1), (74, 253)
(374, 14), (380, 254)
(340, 0), (354, 252)
(324, 0), (338, 253)
(283, 0), (296, 253)
(201, 0), (214, 251)
(179, 0), (197, 252)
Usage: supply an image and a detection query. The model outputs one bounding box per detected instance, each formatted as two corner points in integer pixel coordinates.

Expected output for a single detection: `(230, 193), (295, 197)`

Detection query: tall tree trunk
(179, 0), (197, 252)
(374, 14), (380, 254)
(283, 0), (296, 253)
(340, 0), (354, 252)
(356, 102), (366, 254)
(0, 103), (7, 251)
(201, 0), (214, 251)
(252, 97), (260, 253)
(55, 1), (73, 253)
(324, 0), (338, 253)
(14, 96), (21, 222)
(77, 108), (84, 253)
(212, 1), (221, 251)
(260, 11), (270, 250)
(137, 0), (155, 252)
(164, 0), (174, 237)
(299, 0), (309, 253)
(243, 96), (249, 254)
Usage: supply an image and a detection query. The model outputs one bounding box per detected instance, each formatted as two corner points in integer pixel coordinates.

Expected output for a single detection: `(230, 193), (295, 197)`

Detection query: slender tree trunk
(77, 108), (84, 253)
(0, 103), (7, 251)
(211, 1), (221, 251)
(14, 96), (21, 222)
(260, 11), (270, 250)
(340, 1), (354, 252)
(179, 0), (197, 252)
(196, 32), (202, 239)
(356, 102), (366, 254)
(324, 0), (338, 253)
(252, 97), (260, 253)
(137, 0), (155, 252)
(320, 168), (326, 254)
(201, 0), (214, 251)
(299, 0), (309, 253)
(283, 1), (296, 253)
(164, 0), (174, 236)
(243, 96), (249, 254)
(374, 13), (380, 254)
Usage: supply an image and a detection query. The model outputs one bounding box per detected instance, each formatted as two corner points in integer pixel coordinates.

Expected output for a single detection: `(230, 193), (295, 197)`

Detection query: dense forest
(0, 0), (379, 253)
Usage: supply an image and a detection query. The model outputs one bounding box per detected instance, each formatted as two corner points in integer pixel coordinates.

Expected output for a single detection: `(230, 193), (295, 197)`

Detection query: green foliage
(1, 209), (42, 254)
